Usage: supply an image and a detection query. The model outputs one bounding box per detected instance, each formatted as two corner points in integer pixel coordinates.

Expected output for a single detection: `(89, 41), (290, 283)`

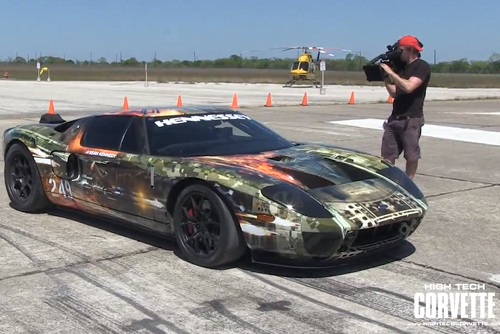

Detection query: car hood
(193, 143), (401, 193)
(194, 143), (425, 227)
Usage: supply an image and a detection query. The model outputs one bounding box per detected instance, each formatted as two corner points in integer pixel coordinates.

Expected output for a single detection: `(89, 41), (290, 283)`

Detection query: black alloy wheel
(4, 143), (52, 212)
(179, 192), (220, 257)
(7, 152), (33, 203)
(173, 183), (246, 268)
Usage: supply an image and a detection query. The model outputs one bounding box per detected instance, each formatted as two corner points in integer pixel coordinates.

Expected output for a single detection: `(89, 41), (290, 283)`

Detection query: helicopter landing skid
(283, 78), (321, 88)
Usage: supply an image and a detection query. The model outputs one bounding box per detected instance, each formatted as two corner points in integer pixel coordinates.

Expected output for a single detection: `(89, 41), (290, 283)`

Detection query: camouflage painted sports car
(3, 106), (428, 268)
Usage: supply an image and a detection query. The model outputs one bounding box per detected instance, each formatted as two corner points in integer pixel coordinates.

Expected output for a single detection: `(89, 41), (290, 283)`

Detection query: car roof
(51, 106), (248, 133)
(100, 106), (242, 118)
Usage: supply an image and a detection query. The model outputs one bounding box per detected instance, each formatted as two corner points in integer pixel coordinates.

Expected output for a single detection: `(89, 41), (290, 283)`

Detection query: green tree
(2, 52), (500, 74)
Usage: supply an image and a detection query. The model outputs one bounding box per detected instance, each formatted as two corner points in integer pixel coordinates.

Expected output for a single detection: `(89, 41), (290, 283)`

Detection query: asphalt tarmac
(1, 80), (500, 112)
(1, 100), (499, 334)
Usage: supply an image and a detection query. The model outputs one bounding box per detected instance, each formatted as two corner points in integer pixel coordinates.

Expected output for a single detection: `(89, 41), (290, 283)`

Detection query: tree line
(3, 52), (500, 74)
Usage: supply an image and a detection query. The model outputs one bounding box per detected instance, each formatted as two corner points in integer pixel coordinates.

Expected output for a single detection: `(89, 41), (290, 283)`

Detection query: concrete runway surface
(1, 96), (500, 333)
(1, 80), (500, 113)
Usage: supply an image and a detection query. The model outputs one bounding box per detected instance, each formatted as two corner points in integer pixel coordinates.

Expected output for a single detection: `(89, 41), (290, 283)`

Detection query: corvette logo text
(413, 283), (498, 328)
(154, 114), (252, 127)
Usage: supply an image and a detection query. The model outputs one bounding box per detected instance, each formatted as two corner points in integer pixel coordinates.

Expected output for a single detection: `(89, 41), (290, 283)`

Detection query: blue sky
(1, 0), (498, 63)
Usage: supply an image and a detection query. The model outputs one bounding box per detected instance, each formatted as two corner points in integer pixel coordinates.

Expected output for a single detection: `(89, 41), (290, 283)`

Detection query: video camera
(362, 39), (423, 82)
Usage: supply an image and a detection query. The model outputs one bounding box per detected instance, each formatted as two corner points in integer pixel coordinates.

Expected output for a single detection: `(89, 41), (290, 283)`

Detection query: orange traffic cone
(348, 92), (355, 104)
(177, 95), (183, 107)
(122, 96), (129, 110)
(387, 95), (393, 103)
(300, 92), (308, 106)
(230, 93), (239, 108)
(48, 100), (55, 114)
(265, 93), (272, 107)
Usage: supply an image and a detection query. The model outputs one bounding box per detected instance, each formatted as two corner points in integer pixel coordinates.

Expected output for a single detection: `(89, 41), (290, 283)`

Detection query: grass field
(2, 64), (500, 88)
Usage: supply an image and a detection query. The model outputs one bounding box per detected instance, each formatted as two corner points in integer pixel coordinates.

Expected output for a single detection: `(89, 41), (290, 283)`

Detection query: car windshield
(145, 112), (294, 156)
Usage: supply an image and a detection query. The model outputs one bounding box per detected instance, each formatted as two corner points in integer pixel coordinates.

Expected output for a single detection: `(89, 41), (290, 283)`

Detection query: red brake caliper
(187, 208), (194, 235)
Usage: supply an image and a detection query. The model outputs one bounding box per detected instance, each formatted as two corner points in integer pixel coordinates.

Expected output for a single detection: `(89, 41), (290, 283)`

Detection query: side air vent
(267, 155), (295, 162)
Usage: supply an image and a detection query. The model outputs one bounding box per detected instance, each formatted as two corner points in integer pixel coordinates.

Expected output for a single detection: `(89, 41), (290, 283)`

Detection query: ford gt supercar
(3, 106), (428, 268)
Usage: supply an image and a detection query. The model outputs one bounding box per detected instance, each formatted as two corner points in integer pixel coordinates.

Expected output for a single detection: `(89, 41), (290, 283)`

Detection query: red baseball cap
(398, 35), (423, 51)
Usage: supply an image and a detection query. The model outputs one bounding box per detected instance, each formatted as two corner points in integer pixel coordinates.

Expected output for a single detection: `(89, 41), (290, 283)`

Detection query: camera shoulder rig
(362, 39), (423, 82)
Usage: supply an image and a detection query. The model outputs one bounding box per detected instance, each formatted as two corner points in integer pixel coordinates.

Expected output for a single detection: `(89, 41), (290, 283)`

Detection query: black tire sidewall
(173, 183), (239, 268)
(4, 143), (49, 212)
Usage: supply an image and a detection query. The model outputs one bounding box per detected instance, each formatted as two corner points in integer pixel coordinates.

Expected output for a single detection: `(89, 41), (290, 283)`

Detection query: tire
(4, 143), (53, 213)
(173, 183), (247, 268)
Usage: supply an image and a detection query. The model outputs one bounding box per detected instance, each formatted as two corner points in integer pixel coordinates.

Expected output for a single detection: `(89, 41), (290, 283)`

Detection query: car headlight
(378, 166), (427, 205)
(261, 183), (333, 218)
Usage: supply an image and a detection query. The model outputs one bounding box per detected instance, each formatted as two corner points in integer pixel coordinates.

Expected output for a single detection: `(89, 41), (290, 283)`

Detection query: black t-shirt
(392, 58), (431, 118)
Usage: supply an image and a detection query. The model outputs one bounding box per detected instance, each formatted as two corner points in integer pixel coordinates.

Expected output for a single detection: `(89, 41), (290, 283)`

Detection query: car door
(112, 116), (162, 222)
(76, 115), (156, 223)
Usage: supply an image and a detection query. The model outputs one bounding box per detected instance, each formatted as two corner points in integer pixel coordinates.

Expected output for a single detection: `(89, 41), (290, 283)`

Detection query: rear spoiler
(39, 100), (66, 124)
(39, 113), (66, 124)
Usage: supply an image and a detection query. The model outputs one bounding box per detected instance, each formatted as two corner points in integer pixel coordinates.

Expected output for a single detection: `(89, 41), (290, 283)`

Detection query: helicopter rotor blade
(310, 46), (353, 53)
(306, 47), (335, 58)
(240, 47), (290, 53)
(281, 46), (306, 52)
(317, 50), (336, 57)
(240, 46), (356, 58)
(243, 46), (354, 52)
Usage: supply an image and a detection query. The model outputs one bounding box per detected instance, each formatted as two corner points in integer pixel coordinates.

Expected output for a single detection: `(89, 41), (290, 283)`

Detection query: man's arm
(386, 61), (430, 94)
(384, 77), (397, 97)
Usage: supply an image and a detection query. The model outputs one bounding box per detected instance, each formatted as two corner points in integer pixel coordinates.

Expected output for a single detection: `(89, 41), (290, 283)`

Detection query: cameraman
(380, 35), (431, 180)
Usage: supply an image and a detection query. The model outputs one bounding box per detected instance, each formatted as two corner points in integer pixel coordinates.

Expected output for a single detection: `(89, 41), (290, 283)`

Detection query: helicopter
(241, 46), (353, 87)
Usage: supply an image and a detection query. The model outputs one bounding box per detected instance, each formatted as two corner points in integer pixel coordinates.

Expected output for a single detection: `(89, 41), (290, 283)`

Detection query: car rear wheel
(4, 143), (52, 213)
(173, 183), (246, 268)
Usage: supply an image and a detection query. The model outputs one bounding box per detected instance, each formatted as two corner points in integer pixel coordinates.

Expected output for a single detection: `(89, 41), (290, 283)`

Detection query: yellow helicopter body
(288, 53), (317, 83)
(282, 46), (351, 88)
(240, 45), (352, 88)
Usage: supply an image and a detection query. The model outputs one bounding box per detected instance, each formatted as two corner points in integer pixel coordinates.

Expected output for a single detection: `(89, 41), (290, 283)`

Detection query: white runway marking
(327, 118), (500, 146)
(490, 274), (500, 284)
(270, 125), (352, 136)
(442, 112), (500, 115)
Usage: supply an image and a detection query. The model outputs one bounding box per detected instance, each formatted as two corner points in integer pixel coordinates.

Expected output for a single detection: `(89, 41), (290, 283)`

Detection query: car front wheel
(173, 183), (247, 268)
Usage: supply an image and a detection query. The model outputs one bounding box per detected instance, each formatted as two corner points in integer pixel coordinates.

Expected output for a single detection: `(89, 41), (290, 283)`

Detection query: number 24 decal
(48, 178), (73, 198)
